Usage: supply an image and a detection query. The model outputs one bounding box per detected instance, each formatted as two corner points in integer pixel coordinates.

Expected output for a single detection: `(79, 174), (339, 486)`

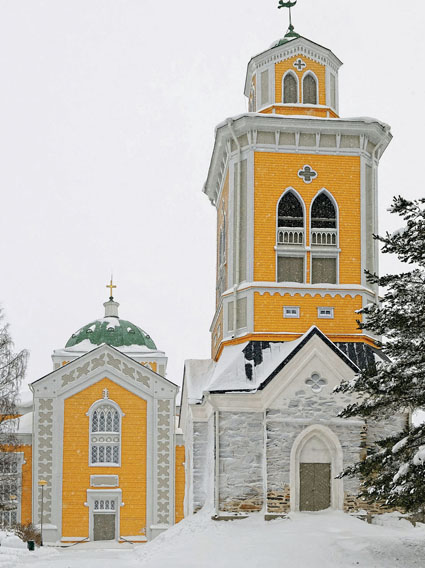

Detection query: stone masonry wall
(218, 412), (264, 512)
(266, 387), (363, 512)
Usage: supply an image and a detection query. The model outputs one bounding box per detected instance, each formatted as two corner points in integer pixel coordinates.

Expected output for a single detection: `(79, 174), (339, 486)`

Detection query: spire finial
(278, 1), (297, 34)
(106, 275), (117, 301)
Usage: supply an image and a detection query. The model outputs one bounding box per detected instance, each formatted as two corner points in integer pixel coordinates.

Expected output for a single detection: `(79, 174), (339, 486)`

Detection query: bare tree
(0, 309), (28, 526)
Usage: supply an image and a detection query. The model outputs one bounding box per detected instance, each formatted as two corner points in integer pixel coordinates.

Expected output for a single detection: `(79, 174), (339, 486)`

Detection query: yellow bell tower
(205, 9), (392, 360)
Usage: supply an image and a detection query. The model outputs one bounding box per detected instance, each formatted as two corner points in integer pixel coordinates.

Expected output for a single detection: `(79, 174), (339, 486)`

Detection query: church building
(4, 7), (405, 544)
(179, 17), (401, 516)
(11, 288), (185, 543)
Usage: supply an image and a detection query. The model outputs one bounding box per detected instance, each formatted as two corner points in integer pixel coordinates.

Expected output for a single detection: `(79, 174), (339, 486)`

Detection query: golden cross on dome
(106, 276), (116, 300)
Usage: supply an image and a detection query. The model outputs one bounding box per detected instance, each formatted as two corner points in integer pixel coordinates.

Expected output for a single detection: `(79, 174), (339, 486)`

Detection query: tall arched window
(278, 191), (304, 234)
(311, 193), (336, 231)
(283, 73), (298, 104)
(310, 192), (338, 284)
(303, 73), (317, 105)
(89, 399), (122, 466)
(277, 191), (305, 283)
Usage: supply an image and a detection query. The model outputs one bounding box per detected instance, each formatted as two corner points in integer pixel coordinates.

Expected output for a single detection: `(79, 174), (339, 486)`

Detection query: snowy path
(1, 511), (424, 568)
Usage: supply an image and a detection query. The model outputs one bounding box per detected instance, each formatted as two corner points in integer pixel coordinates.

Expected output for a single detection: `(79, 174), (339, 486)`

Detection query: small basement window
(318, 307), (334, 319)
(284, 306), (300, 319)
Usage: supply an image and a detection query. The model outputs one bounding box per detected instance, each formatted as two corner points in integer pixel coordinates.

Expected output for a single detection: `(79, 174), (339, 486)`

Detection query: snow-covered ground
(1, 510), (424, 568)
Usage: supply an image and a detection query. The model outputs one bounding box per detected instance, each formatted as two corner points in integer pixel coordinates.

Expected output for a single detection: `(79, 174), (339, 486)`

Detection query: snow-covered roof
(184, 359), (215, 404)
(184, 327), (359, 402)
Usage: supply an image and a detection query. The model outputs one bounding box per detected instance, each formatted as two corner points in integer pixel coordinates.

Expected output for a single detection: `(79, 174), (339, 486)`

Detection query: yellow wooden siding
(20, 445), (32, 524)
(254, 152), (361, 284)
(254, 292), (363, 336)
(211, 308), (223, 360)
(260, 105), (338, 118)
(175, 445), (185, 523)
(275, 56), (327, 106)
(62, 377), (147, 538)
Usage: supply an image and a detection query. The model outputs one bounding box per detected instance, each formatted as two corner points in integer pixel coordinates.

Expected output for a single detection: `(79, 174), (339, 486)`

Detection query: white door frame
(290, 424), (344, 512)
(86, 489), (122, 541)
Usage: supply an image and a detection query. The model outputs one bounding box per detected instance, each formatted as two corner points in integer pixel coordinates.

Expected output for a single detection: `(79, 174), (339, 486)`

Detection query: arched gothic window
(276, 191), (305, 283)
(89, 400), (122, 466)
(303, 73), (317, 105)
(278, 191), (304, 230)
(283, 73), (298, 104)
(310, 192), (338, 284)
(311, 193), (336, 230)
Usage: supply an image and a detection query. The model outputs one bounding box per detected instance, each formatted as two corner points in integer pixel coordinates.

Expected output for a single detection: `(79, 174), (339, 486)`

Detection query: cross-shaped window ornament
(103, 388), (109, 399)
(298, 165), (317, 184)
(305, 373), (327, 393)
(293, 58), (306, 71)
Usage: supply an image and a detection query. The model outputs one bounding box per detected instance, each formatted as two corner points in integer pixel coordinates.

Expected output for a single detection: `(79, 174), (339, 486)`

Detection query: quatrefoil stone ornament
(305, 372), (327, 393)
(298, 165), (317, 184)
(293, 58), (306, 71)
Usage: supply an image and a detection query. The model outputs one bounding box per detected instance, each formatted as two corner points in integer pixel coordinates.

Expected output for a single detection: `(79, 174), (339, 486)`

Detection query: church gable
(32, 343), (177, 401)
(31, 343), (178, 543)
(262, 331), (357, 411)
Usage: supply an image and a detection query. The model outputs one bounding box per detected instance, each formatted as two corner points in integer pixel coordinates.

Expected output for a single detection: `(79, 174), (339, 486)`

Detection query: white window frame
(301, 70), (319, 105)
(309, 188), (340, 249)
(317, 307), (334, 319)
(282, 70), (299, 104)
(276, 251), (307, 284)
(310, 253), (339, 285)
(283, 306), (300, 319)
(87, 399), (124, 468)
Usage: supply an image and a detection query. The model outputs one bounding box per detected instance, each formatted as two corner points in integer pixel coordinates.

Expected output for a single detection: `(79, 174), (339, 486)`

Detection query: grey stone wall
(267, 387), (364, 510)
(218, 412), (264, 512)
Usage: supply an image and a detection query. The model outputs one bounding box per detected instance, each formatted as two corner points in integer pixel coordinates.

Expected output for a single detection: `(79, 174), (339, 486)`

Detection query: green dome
(65, 300), (156, 350)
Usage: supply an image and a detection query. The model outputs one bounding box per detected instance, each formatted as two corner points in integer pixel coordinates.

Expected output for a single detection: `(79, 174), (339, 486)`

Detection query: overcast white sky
(1, 0), (424, 394)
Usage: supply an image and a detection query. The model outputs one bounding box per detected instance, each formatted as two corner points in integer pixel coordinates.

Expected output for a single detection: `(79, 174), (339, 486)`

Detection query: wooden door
(93, 513), (116, 541)
(299, 463), (331, 511)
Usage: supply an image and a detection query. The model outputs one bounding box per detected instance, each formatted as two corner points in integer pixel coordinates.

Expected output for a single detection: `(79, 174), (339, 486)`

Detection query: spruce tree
(336, 196), (425, 513)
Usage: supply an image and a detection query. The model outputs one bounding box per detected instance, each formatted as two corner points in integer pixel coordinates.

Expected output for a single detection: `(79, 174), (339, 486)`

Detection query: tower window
(318, 307), (334, 319)
(278, 256), (305, 283)
(311, 257), (337, 284)
(283, 72), (298, 104)
(311, 193), (338, 247)
(311, 193), (336, 229)
(278, 191), (304, 228)
(284, 306), (300, 319)
(277, 190), (305, 246)
(330, 74), (336, 109)
(303, 73), (317, 105)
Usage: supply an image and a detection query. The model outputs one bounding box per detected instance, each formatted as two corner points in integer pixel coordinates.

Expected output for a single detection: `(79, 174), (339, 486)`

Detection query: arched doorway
(290, 425), (344, 512)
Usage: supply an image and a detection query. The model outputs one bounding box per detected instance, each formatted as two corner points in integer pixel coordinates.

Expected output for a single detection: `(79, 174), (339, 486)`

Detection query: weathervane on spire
(106, 275), (117, 300)
(278, 0), (297, 34)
